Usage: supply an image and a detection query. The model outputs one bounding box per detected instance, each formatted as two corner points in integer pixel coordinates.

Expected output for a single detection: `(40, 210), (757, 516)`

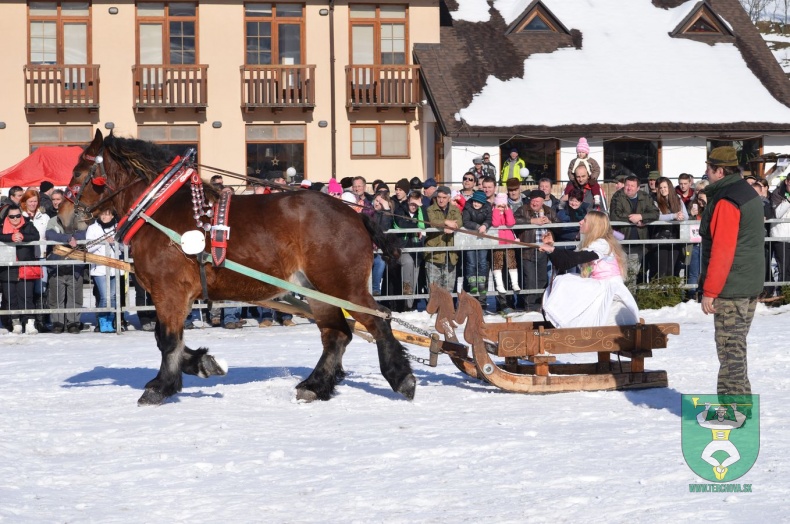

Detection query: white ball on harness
(180, 230), (206, 255)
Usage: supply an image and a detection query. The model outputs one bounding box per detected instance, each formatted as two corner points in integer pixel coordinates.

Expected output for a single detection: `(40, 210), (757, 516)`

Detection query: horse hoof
(138, 388), (167, 406)
(198, 354), (228, 378)
(295, 388), (318, 403)
(397, 374), (416, 401)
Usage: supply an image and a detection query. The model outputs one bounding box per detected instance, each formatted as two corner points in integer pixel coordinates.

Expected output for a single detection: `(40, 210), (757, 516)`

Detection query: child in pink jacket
(491, 193), (520, 294)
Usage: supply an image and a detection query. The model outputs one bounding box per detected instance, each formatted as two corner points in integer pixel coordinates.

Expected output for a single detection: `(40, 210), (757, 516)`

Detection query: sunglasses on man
(463, 177), (475, 182)
(7, 214), (22, 219)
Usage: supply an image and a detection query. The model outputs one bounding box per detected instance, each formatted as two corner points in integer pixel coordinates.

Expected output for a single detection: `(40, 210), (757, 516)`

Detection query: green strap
(140, 213), (388, 319)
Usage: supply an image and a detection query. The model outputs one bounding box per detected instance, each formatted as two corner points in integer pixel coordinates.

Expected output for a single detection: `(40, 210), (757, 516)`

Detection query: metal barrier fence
(1, 219), (787, 333)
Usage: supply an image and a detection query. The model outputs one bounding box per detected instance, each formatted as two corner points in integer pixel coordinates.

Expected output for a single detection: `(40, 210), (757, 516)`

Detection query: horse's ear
(87, 128), (103, 152)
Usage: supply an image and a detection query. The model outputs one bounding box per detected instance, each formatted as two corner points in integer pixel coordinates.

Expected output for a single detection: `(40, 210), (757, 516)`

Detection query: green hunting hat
(648, 171), (661, 181)
(707, 146), (739, 167)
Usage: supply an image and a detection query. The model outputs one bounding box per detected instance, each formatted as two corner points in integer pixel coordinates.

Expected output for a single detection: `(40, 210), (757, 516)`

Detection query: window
(672, 2), (733, 37)
(351, 124), (408, 158)
(30, 125), (93, 152)
(138, 125), (199, 160)
(508, 2), (568, 35)
(137, 2), (197, 66)
(603, 140), (660, 182)
(500, 140), (558, 181)
(522, 16), (551, 31)
(245, 3), (304, 65)
(29, 2), (91, 87)
(350, 5), (407, 65)
(707, 138), (761, 167)
(246, 125), (305, 180)
(29, 1), (90, 65)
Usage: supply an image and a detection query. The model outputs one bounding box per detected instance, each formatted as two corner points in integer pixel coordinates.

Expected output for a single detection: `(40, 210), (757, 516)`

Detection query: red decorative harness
(110, 150), (233, 266)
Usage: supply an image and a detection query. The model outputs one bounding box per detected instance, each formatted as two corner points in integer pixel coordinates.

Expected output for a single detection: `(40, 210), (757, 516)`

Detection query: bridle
(66, 146), (144, 217)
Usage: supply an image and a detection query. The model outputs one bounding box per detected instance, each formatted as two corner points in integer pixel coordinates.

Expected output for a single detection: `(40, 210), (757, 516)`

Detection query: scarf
(3, 216), (20, 235)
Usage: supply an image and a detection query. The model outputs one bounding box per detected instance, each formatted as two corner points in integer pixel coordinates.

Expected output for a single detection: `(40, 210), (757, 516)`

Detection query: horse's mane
(103, 133), (178, 183)
(102, 132), (220, 199)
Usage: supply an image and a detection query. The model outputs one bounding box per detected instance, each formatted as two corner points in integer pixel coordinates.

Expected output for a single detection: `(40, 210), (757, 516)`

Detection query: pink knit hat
(327, 178), (342, 194)
(494, 193), (508, 206)
(576, 137), (590, 154)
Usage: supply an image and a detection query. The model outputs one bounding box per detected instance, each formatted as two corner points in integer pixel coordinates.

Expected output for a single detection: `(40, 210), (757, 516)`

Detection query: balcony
(241, 65), (316, 112)
(24, 64), (100, 112)
(345, 65), (420, 111)
(132, 65), (208, 112)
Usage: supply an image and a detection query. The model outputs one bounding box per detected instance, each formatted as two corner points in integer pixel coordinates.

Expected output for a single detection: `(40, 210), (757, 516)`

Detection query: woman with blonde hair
(538, 210), (639, 327)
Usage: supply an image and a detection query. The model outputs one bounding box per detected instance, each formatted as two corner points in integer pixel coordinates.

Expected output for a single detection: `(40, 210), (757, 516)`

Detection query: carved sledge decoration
(428, 286), (679, 394)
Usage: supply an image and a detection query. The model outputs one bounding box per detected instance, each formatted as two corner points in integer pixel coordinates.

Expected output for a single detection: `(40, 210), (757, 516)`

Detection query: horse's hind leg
(296, 300), (352, 402)
(138, 298), (226, 406)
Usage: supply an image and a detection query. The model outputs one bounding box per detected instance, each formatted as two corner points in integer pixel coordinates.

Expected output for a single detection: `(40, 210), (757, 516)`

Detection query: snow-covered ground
(1, 301), (787, 522)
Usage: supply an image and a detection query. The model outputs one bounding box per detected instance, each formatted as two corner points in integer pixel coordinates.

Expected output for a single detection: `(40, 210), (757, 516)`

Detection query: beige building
(0, 1), (440, 187)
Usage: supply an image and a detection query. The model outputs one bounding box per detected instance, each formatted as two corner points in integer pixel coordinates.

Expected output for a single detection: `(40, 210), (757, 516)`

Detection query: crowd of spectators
(5, 142), (789, 333)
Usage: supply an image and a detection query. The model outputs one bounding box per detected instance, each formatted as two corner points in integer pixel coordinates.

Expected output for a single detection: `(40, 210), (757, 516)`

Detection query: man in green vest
(500, 148), (526, 186)
(699, 146), (764, 396)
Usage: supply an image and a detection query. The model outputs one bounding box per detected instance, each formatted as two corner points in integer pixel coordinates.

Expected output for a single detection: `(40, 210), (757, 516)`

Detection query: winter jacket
(562, 180), (607, 212)
(462, 201), (492, 231)
(609, 189), (659, 241)
(45, 215), (87, 277)
(500, 157), (527, 186)
(424, 203), (462, 266)
(393, 205), (425, 248)
(86, 220), (121, 277)
(771, 196), (790, 239)
(514, 204), (559, 261)
(491, 207), (516, 244)
(699, 175), (765, 299)
(556, 202), (590, 242)
(0, 216), (40, 282)
(24, 209), (49, 259)
(567, 156), (601, 182)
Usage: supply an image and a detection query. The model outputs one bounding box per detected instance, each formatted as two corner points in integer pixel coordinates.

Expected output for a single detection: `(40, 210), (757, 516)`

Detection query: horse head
(65, 128), (179, 225)
(67, 129), (111, 216)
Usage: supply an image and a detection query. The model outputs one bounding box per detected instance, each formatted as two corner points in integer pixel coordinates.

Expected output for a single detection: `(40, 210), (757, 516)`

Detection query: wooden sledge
(428, 286), (680, 394)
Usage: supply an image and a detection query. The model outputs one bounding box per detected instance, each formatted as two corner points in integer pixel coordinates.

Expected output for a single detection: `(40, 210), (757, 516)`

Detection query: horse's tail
(360, 213), (401, 265)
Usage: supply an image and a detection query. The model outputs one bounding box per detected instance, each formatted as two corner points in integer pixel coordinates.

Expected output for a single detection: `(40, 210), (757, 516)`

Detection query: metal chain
(390, 316), (433, 338)
(390, 316), (446, 366)
(405, 352), (434, 366)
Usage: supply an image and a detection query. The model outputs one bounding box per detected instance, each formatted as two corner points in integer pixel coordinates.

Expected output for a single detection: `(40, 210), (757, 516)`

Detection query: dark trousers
(522, 252), (549, 311)
(1, 278), (34, 327)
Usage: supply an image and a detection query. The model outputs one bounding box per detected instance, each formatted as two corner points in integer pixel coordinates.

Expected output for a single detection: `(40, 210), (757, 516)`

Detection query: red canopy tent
(0, 146), (83, 188)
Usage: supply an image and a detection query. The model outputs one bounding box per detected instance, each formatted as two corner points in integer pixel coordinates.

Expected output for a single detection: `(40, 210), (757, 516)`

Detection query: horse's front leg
(137, 301), (226, 406)
(138, 321), (186, 405)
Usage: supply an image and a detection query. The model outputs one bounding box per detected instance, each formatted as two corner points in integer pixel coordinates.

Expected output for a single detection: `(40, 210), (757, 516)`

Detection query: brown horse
(61, 130), (415, 405)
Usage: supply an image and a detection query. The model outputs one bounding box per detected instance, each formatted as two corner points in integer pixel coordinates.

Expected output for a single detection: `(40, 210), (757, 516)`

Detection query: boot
(25, 319), (39, 335)
(456, 276), (464, 294)
(468, 276), (478, 295)
(493, 270), (506, 293)
(12, 318), (23, 334)
(477, 277), (488, 309)
(478, 276), (488, 296)
(509, 269), (521, 292)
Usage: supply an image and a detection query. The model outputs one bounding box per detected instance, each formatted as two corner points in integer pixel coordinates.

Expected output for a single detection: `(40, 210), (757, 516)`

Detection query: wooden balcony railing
(132, 65), (208, 111)
(241, 65), (316, 112)
(345, 65), (420, 111)
(24, 64), (100, 112)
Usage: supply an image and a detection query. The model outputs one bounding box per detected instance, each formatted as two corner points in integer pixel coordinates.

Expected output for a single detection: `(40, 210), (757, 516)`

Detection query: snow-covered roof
(458, 0), (790, 126)
(414, 0), (790, 135)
